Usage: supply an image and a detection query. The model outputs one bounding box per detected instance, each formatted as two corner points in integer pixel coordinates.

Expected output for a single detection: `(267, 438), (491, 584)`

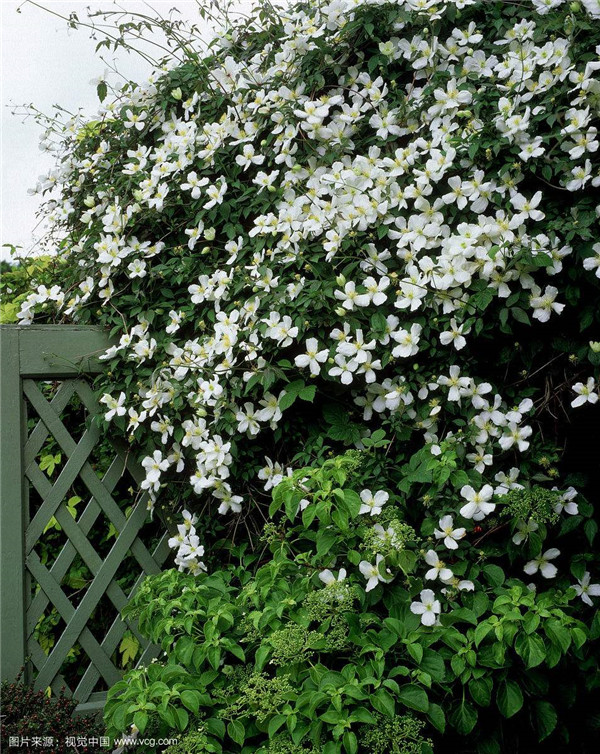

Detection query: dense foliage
(0, 256), (59, 323)
(104, 453), (598, 753)
(14, 0), (600, 750)
(0, 674), (105, 753)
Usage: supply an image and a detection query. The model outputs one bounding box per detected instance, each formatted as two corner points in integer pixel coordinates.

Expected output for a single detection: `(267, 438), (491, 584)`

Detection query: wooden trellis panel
(0, 326), (170, 712)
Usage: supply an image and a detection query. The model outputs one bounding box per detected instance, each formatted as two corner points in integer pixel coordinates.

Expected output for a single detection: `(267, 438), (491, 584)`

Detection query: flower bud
(335, 274), (346, 286)
(590, 341), (600, 353)
(204, 227), (216, 240)
(171, 87), (183, 101)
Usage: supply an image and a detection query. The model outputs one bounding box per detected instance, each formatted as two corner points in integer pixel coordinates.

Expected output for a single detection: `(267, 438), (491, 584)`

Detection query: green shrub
(1, 673), (105, 753)
(104, 453), (599, 753)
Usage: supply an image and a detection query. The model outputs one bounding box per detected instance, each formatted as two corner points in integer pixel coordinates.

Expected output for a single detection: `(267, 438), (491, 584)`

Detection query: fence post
(0, 327), (27, 681)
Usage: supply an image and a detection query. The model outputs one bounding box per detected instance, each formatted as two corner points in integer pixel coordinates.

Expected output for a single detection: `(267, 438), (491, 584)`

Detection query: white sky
(0, 0), (254, 262)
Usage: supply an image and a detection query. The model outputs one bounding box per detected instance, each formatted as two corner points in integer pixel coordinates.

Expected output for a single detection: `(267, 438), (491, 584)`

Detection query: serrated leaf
(534, 700), (557, 741)
(496, 679), (523, 718)
(372, 688), (395, 718)
(397, 683), (429, 712)
(133, 710), (148, 734)
(228, 719), (245, 745)
(514, 633), (546, 668)
(119, 633), (140, 666)
(427, 702), (446, 733)
(450, 700), (478, 735)
(299, 385), (316, 402)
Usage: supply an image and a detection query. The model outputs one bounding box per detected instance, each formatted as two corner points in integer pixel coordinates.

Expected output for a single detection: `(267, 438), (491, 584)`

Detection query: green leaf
(343, 731), (358, 754)
(473, 622), (492, 647)
(268, 715), (286, 738)
(372, 688), (395, 718)
(544, 620), (571, 654)
(496, 680), (523, 718)
(350, 707), (376, 725)
(515, 632), (546, 668)
(427, 703), (446, 733)
(279, 390), (298, 411)
(206, 717), (225, 739)
(175, 635), (195, 666)
(407, 642), (423, 664)
(483, 564), (505, 588)
(584, 519), (598, 545)
(450, 699), (478, 735)
(228, 719), (245, 745)
(469, 677), (492, 707)
(97, 81), (108, 102)
(180, 690), (201, 715)
(133, 710), (148, 734)
(420, 652), (445, 682)
(571, 627), (587, 649)
(299, 385), (316, 402)
(534, 700), (557, 741)
(119, 633), (140, 666)
(255, 644), (271, 671)
(511, 307), (531, 325)
(344, 490), (362, 518)
(397, 684), (429, 713)
(174, 707), (189, 731)
(396, 550), (417, 575)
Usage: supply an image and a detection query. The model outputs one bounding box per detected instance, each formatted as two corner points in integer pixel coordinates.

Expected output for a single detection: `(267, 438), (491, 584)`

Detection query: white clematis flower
(410, 589), (441, 626)
(524, 548), (560, 579)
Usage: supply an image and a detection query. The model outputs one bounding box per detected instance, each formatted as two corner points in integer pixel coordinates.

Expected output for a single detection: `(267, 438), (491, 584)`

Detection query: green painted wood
(0, 328), (27, 681)
(24, 379), (102, 547)
(1, 325), (170, 710)
(1, 325), (112, 378)
(23, 382), (77, 467)
(26, 551), (123, 689)
(27, 639), (70, 699)
(33, 489), (153, 692)
(27, 452), (141, 634)
(27, 462), (149, 646)
(74, 692), (110, 715)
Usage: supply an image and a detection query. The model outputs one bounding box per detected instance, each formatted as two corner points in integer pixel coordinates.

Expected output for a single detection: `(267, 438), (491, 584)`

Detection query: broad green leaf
(474, 622), (493, 647)
(397, 683), (429, 713)
(174, 707), (189, 731)
(342, 731), (358, 754)
(482, 564), (505, 588)
(407, 642), (423, 664)
(133, 710), (148, 735)
(228, 719), (245, 745)
(180, 690), (201, 715)
(496, 679), (523, 718)
(469, 676), (492, 707)
(427, 702), (446, 733)
(534, 700), (557, 741)
(371, 688), (395, 718)
(450, 700), (478, 735)
(515, 632), (546, 668)
(268, 715), (286, 738)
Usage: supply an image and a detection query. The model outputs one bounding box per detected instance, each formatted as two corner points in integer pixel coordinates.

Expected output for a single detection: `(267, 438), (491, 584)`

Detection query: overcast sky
(0, 0), (254, 262)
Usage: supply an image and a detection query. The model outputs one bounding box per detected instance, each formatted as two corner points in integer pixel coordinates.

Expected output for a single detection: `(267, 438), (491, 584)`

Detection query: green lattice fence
(0, 325), (170, 713)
